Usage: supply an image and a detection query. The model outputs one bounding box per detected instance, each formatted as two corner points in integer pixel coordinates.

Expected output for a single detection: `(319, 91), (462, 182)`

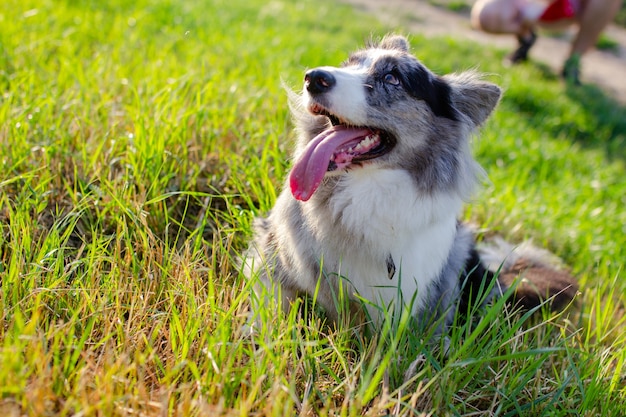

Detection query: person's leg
(572, 0), (622, 54)
(471, 0), (527, 34)
(471, 0), (541, 63)
(562, 0), (622, 83)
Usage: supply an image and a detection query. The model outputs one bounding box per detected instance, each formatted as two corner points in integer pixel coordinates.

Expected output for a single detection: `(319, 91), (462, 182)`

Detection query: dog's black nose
(304, 69), (336, 94)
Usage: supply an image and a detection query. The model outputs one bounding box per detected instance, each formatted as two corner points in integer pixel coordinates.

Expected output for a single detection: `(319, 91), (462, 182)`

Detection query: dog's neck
(303, 167), (464, 248)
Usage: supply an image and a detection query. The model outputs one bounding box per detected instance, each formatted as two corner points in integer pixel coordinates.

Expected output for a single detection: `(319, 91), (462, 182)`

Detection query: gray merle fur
(243, 35), (577, 336)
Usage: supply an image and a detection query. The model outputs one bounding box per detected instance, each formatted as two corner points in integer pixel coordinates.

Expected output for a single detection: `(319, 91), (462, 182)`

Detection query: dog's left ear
(377, 34), (410, 52)
(446, 73), (502, 126)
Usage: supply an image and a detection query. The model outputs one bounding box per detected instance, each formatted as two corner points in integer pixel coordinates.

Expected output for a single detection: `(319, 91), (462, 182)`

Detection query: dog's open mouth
(289, 104), (396, 201)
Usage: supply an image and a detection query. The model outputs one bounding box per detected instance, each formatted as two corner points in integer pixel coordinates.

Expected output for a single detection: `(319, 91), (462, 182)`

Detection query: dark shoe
(506, 31), (537, 64)
(562, 54), (581, 85)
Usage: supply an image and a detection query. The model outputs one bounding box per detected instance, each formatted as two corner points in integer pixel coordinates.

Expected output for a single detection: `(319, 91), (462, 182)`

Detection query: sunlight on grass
(1, 0), (625, 415)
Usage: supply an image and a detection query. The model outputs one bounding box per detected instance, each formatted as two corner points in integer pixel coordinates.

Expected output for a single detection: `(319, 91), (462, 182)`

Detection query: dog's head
(288, 35), (501, 201)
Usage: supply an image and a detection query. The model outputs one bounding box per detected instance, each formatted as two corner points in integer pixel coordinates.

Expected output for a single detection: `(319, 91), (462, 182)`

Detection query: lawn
(1, 0), (625, 415)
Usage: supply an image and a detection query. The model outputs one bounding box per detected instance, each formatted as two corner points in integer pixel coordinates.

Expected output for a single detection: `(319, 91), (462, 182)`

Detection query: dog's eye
(383, 72), (400, 85)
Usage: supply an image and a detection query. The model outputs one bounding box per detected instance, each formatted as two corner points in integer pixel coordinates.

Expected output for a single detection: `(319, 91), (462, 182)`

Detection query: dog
(243, 35), (577, 333)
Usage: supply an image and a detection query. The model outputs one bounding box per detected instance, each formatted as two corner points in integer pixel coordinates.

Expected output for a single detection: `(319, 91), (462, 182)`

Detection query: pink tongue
(289, 125), (373, 201)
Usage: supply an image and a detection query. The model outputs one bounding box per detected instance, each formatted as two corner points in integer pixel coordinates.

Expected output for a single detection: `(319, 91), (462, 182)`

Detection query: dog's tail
(478, 237), (579, 312)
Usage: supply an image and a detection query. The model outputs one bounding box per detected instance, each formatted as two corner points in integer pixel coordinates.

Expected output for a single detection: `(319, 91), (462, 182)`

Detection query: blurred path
(342, 0), (626, 104)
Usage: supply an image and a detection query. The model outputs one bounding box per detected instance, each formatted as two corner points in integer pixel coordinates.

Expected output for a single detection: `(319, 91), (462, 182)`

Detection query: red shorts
(538, 0), (582, 22)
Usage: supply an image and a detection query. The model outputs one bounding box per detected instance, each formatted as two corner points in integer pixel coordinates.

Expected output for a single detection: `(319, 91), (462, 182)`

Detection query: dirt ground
(341, 0), (626, 104)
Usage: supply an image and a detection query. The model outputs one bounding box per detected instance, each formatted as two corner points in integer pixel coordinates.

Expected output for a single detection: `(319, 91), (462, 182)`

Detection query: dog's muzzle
(305, 69), (336, 94)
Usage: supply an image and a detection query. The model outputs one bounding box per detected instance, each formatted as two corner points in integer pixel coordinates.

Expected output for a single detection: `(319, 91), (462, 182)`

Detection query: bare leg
(562, 0), (622, 83)
(471, 0), (542, 63)
(571, 0), (622, 55)
(471, 0), (528, 34)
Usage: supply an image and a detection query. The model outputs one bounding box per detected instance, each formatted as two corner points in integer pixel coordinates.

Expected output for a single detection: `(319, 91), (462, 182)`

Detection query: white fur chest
(315, 168), (463, 317)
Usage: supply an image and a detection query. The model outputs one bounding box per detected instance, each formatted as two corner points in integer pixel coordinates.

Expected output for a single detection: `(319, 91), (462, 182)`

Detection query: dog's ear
(377, 34), (410, 52)
(445, 73), (502, 126)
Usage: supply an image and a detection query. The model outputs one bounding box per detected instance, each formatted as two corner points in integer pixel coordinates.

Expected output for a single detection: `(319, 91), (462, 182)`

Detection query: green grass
(1, 0), (625, 415)
(596, 33), (621, 52)
(428, 0), (472, 14)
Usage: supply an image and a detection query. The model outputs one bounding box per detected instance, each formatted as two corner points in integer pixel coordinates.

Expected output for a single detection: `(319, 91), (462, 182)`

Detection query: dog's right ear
(446, 72), (502, 126)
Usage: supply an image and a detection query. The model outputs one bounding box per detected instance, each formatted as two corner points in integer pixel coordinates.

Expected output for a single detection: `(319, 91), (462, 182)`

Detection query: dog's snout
(304, 69), (336, 94)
